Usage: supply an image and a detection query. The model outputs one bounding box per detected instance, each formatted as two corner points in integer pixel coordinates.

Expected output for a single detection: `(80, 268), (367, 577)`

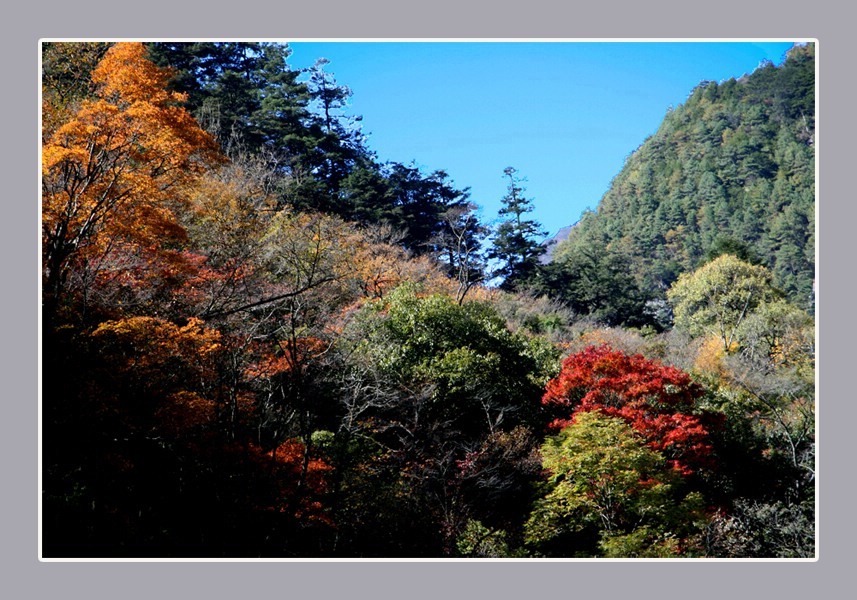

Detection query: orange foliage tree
(42, 42), (221, 322)
(90, 316), (223, 432)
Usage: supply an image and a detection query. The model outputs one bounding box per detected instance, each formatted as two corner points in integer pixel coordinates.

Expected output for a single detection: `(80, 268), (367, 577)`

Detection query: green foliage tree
(307, 57), (359, 140)
(536, 241), (652, 327)
(41, 42), (109, 119)
(331, 285), (552, 554)
(489, 167), (547, 291)
(455, 519), (522, 557)
(667, 254), (778, 351)
(339, 161), (397, 225)
(525, 411), (706, 557)
(385, 163), (471, 256)
(147, 42), (271, 150)
(348, 284), (547, 434)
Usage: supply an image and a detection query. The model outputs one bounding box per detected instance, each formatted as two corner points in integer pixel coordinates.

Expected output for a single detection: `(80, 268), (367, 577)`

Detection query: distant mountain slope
(539, 224), (576, 264)
(551, 43), (815, 309)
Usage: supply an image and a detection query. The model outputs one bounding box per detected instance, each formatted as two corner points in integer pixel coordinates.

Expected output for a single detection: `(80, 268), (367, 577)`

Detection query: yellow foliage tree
(693, 335), (736, 383)
(667, 254), (777, 352)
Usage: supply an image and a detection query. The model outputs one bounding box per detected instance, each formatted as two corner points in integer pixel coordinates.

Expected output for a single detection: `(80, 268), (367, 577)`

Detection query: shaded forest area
(41, 42), (815, 558)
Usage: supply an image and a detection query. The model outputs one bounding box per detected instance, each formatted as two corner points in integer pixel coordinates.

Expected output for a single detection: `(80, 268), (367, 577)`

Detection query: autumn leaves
(41, 43), (814, 558)
(42, 43), (220, 323)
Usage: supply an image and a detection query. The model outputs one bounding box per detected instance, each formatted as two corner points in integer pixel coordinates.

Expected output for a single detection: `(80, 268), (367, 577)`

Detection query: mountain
(539, 223), (577, 264)
(548, 44), (815, 311)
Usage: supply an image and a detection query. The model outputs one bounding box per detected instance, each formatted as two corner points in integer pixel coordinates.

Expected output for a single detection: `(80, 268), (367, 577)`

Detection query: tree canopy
(41, 41), (815, 559)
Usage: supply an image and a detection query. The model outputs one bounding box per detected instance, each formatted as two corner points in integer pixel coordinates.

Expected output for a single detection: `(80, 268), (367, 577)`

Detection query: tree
(455, 519), (519, 557)
(385, 163), (471, 255)
(42, 42), (221, 324)
(147, 42), (288, 155)
(339, 161), (397, 225)
(489, 167), (546, 290)
(433, 202), (488, 304)
(331, 285), (550, 554)
(705, 497), (814, 558)
(720, 298), (815, 503)
(542, 345), (718, 477)
(703, 235), (762, 265)
(525, 411), (706, 557)
(303, 57), (369, 211)
(306, 58), (355, 138)
(535, 241), (652, 327)
(348, 285), (547, 437)
(455, 426), (542, 544)
(41, 42), (110, 136)
(667, 254), (778, 351)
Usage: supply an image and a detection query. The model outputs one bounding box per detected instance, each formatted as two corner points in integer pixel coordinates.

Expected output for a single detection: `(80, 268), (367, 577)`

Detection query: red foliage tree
(542, 345), (719, 476)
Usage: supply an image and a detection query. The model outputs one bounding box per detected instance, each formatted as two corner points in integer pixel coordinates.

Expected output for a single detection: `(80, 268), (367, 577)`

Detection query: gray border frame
(12, 1), (847, 598)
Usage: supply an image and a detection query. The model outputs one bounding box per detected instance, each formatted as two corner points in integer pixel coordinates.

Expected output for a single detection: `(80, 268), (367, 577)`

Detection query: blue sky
(285, 41), (797, 238)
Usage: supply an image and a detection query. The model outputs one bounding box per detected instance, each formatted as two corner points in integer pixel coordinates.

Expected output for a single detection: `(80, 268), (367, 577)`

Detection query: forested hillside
(544, 44), (815, 324)
(41, 42), (815, 559)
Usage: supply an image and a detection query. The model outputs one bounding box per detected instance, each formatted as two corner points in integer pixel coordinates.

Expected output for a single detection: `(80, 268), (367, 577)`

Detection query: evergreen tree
(385, 163), (471, 255)
(489, 167), (547, 291)
(147, 43), (349, 214)
(535, 242), (653, 328)
(303, 57), (372, 211)
(339, 161), (397, 225)
(147, 42), (269, 150)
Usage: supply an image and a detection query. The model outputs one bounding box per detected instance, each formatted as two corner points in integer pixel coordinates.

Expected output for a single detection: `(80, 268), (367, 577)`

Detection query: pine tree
(304, 57), (371, 211)
(489, 167), (546, 291)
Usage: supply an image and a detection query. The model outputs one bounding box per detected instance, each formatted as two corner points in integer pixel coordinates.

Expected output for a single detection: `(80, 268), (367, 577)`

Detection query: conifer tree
(489, 167), (546, 291)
